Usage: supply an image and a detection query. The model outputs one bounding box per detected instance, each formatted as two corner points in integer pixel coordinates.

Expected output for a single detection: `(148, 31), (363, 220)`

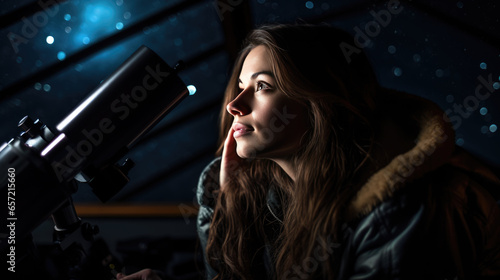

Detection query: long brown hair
(207, 23), (380, 279)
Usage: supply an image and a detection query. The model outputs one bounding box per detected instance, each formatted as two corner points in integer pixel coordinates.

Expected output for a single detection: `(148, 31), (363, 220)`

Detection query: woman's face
(227, 45), (308, 161)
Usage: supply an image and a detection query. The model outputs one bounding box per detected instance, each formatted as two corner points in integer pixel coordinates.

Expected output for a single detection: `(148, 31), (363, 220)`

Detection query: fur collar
(346, 90), (456, 221)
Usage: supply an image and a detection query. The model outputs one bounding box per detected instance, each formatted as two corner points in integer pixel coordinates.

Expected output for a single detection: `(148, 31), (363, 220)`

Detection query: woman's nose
(227, 89), (251, 116)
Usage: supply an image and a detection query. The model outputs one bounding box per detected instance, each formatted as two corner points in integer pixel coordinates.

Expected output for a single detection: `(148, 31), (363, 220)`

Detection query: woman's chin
(236, 146), (257, 160)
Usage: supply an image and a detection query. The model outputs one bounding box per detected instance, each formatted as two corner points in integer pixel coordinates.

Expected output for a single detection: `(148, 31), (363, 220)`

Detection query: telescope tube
(41, 45), (188, 183)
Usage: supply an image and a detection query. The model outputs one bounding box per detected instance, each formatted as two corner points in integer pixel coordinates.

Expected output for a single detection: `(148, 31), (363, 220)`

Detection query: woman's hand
(116, 269), (162, 280)
(220, 128), (244, 190)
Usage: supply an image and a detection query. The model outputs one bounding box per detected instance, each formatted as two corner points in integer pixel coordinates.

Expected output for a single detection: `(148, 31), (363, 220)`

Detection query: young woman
(119, 24), (500, 280)
(196, 23), (500, 280)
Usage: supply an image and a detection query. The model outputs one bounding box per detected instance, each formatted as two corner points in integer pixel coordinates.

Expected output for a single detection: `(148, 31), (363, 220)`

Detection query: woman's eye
(257, 82), (271, 91)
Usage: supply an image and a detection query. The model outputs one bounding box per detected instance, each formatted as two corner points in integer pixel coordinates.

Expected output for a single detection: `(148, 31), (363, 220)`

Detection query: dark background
(1, 0), (499, 278)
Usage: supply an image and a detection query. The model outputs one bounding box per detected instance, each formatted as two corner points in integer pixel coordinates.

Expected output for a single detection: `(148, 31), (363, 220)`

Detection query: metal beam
(0, 0), (68, 29)
(214, 0), (254, 63)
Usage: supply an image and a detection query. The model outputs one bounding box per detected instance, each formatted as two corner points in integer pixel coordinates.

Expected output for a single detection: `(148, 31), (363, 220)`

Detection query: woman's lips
(232, 123), (254, 138)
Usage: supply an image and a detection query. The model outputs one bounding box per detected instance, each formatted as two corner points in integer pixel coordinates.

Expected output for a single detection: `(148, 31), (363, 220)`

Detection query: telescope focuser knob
(19, 116), (44, 138)
(19, 116), (36, 136)
(19, 131), (30, 142)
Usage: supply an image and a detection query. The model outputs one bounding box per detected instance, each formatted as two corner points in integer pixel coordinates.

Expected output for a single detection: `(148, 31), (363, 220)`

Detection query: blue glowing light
(393, 67), (402, 77)
(493, 82), (500, 90)
(73, 3), (121, 46)
(187, 85), (196, 96)
(480, 107), (488, 115)
(490, 124), (498, 133)
(456, 138), (464, 146)
(85, 4), (115, 23)
(305, 1), (314, 9)
(46, 36), (54, 44)
(480, 62), (487, 69)
(64, 14), (71, 21)
(57, 51), (66, 61)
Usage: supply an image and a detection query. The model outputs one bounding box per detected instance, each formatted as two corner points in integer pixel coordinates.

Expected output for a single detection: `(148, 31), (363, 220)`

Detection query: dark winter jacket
(196, 91), (500, 279)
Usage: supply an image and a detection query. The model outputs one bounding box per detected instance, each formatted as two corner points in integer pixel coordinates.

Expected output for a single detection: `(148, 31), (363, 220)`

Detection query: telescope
(0, 45), (189, 279)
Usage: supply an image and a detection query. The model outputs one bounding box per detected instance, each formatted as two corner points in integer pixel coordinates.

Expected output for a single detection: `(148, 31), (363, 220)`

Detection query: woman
(197, 23), (500, 280)
(121, 24), (500, 280)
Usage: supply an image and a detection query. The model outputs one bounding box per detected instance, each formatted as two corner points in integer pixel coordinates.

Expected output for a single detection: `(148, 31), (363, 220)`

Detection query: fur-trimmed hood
(346, 89), (457, 221)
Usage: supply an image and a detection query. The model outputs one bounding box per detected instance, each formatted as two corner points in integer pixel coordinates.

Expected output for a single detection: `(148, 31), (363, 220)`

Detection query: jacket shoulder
(196, 157), (221, 279)
(339, 182), (428, 278)
(340, 163), (500, 279)
(197, 157), (221, 208)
